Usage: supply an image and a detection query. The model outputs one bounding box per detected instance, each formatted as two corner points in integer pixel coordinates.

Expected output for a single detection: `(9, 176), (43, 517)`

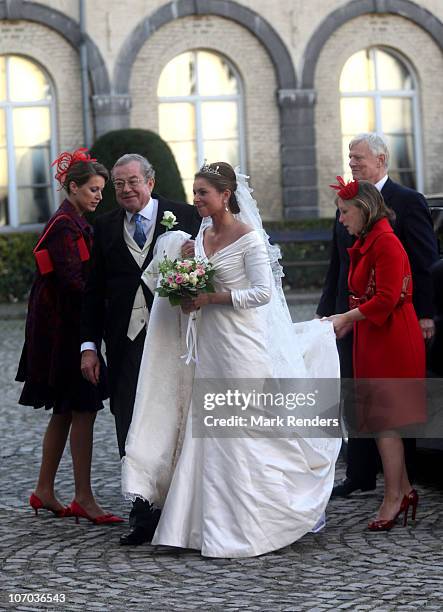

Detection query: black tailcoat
(81, 194), (201, 397)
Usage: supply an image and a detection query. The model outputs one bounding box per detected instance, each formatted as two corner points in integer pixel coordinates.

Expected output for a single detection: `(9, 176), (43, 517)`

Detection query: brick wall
(130, 15), (282, 219)
(0, 20), (83, 157)
(315, 13), (443, 215)
(44, 0), (443, 79)
(3, 1), (443, 219)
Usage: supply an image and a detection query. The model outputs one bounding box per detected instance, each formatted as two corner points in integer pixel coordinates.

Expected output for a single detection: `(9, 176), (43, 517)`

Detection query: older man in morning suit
(317, 133), (438, 497)
(80, 154), (201, 544)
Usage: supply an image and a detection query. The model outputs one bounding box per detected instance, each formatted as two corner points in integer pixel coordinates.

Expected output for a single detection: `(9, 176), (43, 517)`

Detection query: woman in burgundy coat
(16, 149), (122, 524)
(327, 179), (425, 532)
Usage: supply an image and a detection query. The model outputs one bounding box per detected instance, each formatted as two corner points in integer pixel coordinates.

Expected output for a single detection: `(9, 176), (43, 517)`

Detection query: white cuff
(81, 342), (97, 353)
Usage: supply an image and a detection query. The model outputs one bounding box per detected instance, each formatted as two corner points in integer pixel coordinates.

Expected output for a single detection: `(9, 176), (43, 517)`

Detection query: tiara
(329, 175), (359, 200)
(199, 160), (221, 176)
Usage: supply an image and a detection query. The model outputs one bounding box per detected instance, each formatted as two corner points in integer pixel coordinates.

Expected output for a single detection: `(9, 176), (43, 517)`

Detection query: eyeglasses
(112, 177), (145, 191)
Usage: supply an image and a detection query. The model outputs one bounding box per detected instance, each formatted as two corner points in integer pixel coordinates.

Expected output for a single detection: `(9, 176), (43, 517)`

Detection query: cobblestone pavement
(1, 318), (442, 612)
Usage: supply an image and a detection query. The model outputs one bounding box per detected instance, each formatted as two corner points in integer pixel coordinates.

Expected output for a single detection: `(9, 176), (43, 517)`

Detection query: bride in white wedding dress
(122, 162), (341, 558)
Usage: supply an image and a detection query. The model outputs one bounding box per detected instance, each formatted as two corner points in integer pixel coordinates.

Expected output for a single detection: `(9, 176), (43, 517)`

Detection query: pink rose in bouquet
(156, 257), (215, 306)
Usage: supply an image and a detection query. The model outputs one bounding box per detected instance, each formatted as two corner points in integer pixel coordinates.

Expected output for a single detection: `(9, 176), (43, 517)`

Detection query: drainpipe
(79, 0), (92, 148)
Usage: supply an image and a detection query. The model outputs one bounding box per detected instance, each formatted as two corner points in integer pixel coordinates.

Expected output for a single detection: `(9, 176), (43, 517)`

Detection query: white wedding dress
(122, 226), (341, 558)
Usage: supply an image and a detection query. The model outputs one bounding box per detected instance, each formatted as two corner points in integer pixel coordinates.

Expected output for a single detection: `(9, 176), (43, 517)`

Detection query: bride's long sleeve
(231, 238), (272, 309)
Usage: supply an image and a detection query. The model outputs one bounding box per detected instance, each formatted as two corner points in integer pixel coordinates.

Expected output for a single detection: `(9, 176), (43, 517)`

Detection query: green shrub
(264, 218), (334, 231)
(89, 129), (186, 218)
(0, 219), (334, 302)
(0, 232), (38, 302)
(264, 219), (334, 291)
(278, 241), (331, 291)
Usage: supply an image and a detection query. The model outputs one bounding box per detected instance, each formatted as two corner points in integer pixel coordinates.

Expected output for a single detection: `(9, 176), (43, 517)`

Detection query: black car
(428, 193), (443, 256)
(421, 194), (443, 451)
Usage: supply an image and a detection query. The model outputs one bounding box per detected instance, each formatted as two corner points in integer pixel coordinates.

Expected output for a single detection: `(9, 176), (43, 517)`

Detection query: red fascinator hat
(51, 147), (97, 189)
(329, 176), (359, 200)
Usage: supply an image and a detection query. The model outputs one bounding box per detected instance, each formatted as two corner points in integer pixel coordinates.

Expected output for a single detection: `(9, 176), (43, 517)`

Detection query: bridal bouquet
(156, 256), (215, 306)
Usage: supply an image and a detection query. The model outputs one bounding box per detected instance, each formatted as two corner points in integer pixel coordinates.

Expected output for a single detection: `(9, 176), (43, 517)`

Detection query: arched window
(340, 47), (421, 190)
(0, 55), (56, 228)
(158, 50), (245, 201)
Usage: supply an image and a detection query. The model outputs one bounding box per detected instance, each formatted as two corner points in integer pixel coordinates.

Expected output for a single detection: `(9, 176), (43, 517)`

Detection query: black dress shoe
(331, 477), (376, 498)
(119, 526), (152, 546)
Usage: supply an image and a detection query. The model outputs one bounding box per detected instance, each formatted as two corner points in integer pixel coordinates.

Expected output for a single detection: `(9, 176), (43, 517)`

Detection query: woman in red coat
(16, 149), (122, 525)
(328, 178), (425, 531)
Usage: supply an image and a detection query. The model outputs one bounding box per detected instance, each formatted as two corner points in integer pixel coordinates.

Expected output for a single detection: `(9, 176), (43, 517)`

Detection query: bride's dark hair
(194, 162), (240, 213)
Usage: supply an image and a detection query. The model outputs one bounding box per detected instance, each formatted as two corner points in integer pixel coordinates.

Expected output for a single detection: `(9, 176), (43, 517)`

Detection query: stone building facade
(1, 0), (442, 228)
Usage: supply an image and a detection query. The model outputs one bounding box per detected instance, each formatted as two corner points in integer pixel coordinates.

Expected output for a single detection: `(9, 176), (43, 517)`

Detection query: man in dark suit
(429, 259), (443, 376)
(317, 133), (438, 497)
(80, 154), (201, 543)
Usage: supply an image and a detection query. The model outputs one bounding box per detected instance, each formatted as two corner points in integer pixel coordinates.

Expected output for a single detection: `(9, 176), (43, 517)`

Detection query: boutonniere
(160, 210), (178, 231)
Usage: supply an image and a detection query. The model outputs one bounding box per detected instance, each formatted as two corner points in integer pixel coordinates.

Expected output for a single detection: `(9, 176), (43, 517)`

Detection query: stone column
(3, 0), (24, 19)
(92, 94), (131, 138)
(278, 89), (318, 219)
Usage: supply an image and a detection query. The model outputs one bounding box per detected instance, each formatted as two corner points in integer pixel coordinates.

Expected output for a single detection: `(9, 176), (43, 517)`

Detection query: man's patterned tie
(133, 213), (147, 249)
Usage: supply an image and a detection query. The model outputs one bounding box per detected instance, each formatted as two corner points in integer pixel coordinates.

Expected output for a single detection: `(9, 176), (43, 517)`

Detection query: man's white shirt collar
(375, 175), (388, 192)
(125, 197), (157, 224)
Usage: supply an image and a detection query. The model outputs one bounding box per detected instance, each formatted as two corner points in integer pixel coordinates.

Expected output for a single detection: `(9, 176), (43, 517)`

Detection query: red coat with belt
(348, 217), (425, 378)
(348, 218), (425, 430)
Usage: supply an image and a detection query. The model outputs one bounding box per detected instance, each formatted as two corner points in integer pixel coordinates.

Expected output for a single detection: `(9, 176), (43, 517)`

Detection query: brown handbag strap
(33, 214), (73, 253)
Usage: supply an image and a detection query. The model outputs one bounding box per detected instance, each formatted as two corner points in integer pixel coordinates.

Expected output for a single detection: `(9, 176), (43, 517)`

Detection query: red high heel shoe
(368, 495), (409, 531)
(406, 488), (419, 523)
(29, 493), (71, 518)
(68, 500), (124, 525)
